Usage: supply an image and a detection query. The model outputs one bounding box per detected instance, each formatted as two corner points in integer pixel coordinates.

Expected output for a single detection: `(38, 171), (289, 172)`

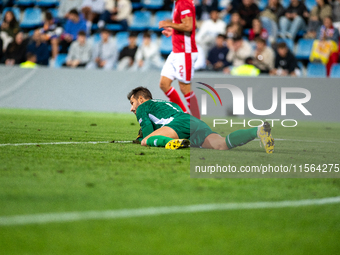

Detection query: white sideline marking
(0, 141), (111, 147)
(0, 139), (336, 147)
(0, 141), (134, 147)
(0, 196), (339, 226)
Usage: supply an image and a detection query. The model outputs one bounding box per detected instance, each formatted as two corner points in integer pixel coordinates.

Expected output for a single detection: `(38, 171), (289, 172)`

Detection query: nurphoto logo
(197, 82), (312, 128)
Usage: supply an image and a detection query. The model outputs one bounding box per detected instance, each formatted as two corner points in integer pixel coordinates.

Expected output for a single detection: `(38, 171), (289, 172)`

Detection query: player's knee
(214, 142), (229, 150)
(159, 81), (170, 92)
(179, 86), (186, 95)
(179, 83), (190, 95)
(159, 76), (172, 92)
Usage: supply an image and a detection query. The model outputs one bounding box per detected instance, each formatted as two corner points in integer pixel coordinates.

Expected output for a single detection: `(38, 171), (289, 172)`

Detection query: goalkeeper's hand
(133, 128), (143, 144)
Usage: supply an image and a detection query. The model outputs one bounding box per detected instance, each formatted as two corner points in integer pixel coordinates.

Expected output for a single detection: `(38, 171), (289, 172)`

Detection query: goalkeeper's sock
(184, 91), (200, 119)
(165, 87), (188, 113)
(146, 136), (173, 147)
(225, 128), (258, 149)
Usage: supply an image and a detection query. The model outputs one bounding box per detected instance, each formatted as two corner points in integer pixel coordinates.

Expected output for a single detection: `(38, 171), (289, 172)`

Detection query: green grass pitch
(0, 108), (340, 254)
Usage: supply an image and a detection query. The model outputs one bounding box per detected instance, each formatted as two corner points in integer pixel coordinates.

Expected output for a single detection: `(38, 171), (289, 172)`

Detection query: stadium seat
(142, 0), (164, 9)
(159, 35), (172, 55)
(28, 29), (35, 37)
(258, 0), (268, 11)
(244, 29), (250, 35)
(305, 0), (316, 11)
(2, 7), (21, 22)
(150, 11), (172, 31)
(20, 8), (43, 29)
(218, 0), (229, 11)
(47, 8), (58, 19)
(54, 54), (67, 68)
(330, 64), (340, 78)
(223, 13), (230, 24)
(306, 63), (326, 78)
(129, 11), (151, 31)
(88, 33), (101, 46)
(105, 24), (124, 31)
(276, 38), (294, 52)
(295, 39), (314, 60)
(91, 22), (124, 32)
(36, 0), (59, 7)
(282, 0), (290, 8)
(131, 2), (143, 10)
(296, 30), (306, 37)
(14, 0), (35, 7)
(91, 23), (98, 31)
(115, 31), (129, 51)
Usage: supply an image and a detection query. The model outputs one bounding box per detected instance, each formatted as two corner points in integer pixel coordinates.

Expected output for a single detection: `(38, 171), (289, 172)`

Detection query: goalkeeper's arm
(134, 124), (154, 144)
(134, 128), (143, 143)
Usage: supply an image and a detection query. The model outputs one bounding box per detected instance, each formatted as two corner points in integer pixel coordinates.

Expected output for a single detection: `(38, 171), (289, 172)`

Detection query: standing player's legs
(180, 52), (200, 119)
(160, 75), (188, 113)
(160, 52), (201, 119)
(160, 52), (188, 113)
(179, 81), (200, 120)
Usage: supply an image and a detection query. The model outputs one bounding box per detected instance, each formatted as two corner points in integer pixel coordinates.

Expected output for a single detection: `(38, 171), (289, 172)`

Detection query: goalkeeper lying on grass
(128, 87), (274, 153)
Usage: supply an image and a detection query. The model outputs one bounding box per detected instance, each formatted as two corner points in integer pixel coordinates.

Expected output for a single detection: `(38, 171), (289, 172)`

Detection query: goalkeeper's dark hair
(127, 87), (153, 100)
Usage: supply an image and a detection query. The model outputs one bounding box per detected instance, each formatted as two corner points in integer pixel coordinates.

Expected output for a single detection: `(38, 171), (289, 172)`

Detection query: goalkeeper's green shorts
(165, 113), (216, 147)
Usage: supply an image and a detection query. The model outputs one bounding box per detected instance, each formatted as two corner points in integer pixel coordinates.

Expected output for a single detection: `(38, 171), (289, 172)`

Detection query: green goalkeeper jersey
(136, 99), (184, 138)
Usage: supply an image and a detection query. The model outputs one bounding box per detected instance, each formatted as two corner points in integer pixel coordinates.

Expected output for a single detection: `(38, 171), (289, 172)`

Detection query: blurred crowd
(0, 0), (339, 76)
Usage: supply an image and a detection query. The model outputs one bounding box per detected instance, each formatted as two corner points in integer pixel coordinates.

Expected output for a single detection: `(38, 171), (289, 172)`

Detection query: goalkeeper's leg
(146, 136), (190, 150)
(146, 136), (173, 147)
(141, 126), (178, 147)
(142, 126), (189, 150)
(202, 122), (274, 153)
(202, 128), (258, 150)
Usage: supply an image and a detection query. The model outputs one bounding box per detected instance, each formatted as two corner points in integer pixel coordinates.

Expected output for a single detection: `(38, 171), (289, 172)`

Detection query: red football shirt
(172, 0), (198, 53)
